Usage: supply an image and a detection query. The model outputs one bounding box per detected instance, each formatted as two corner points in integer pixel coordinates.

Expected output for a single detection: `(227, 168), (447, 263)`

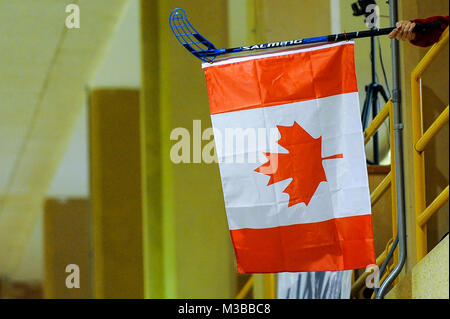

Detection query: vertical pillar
(140, 0), (165, 299)
(90, 88), (144, 298)
(43, 199), (91, 298)
(140, 0), (236, 298)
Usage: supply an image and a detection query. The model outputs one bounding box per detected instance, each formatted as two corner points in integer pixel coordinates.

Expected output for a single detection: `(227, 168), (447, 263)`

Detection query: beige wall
(262, 0), (331, 42)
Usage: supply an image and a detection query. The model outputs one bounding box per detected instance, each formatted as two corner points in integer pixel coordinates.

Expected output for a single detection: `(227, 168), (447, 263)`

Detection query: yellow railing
(235, 276), (254, 299)
(351, 99), (398, 297)
(411, 27), (449, 263)
(264, 274), (276, 299)
(235, 274), (275, 299)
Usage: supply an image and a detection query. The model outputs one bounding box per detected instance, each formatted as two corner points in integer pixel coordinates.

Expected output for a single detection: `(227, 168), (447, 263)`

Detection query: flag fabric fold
(203, 42), (376, 273)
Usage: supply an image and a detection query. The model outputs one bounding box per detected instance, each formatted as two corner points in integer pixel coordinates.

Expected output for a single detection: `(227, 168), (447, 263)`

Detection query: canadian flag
(203, 42), (376, 273)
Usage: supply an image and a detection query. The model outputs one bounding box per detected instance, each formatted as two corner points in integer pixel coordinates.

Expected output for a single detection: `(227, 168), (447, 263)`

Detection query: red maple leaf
(255, 122), (343, 207)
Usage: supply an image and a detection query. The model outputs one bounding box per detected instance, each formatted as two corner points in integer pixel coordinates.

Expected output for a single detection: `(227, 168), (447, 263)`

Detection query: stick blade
(169, 8), (218, 63)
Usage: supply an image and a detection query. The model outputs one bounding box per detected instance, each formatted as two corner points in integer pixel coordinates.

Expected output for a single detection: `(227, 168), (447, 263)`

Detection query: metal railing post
(375, 0), (407, 298)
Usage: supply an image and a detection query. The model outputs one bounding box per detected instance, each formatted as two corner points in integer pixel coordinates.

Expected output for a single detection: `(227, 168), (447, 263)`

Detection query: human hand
(388, 20), (416, 41)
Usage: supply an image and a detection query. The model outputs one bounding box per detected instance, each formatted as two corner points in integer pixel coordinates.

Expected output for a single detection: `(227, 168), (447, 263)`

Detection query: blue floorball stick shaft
(169, 8), (442, 63)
